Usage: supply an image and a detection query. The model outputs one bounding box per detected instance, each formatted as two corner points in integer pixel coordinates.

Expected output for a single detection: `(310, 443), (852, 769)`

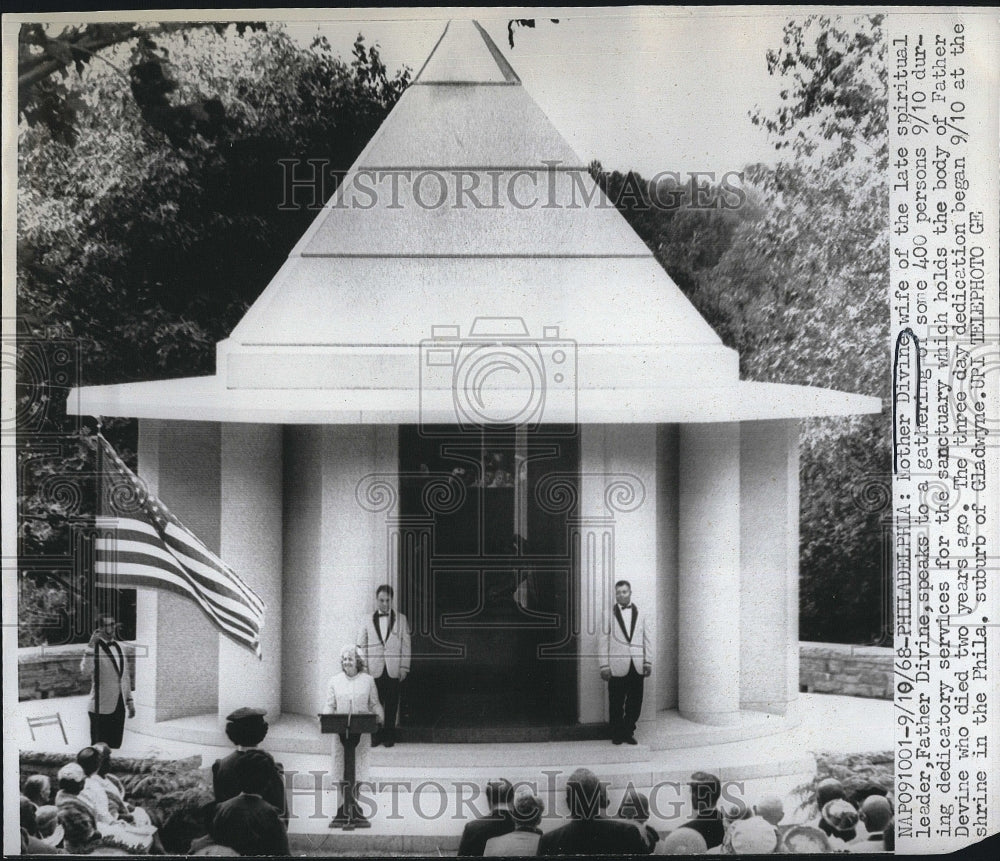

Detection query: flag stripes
(94, 435), (265, 657)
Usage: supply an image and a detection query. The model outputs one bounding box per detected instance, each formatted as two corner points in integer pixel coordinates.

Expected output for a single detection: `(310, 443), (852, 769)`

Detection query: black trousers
(375, 670), (400, 742)
(607, 664), (643, 740)
(89, 694), (126, 749)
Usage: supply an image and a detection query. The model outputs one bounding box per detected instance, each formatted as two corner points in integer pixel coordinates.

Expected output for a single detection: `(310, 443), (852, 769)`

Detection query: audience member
(158, 788), (216, 854)
(93, 742), (151, 824)
(21, 795), (63, 855)
(780, 824), (832, 854)
(820, 798), (859, 845)
(484, 790), (545, 856)
(617, 787), (659, 851)
(753, 794), (785, 828)
(212, 707), (288, 823)
(457, 778), (515, 856)
(676, 771), (725, 850)
(851, 795), (892, 851)
(210, 749), (290, 856)
(655, 828), (708, 855)
(23, 774), (52, 808)
(537, 768), (650, 855)
(721, 817), (779, 854)
(815, 777), (848, 810)
(35, 805), (65, 851)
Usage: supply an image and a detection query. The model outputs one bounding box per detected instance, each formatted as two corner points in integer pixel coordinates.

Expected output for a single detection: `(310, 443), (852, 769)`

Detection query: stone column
(739, 420), (799, 715)
(281, 425), (398, 716)
(133, 420), (221, 725)
(655, 424), (680, 710)
(678, 423), (741, 725)
(217, 424), (283, 724)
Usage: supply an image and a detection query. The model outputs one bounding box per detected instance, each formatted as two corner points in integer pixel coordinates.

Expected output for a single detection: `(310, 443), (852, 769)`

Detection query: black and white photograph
(3, 5), (998, 857)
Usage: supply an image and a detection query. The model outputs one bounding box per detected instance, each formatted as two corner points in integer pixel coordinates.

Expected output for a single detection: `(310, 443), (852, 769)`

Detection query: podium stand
(319, 713), (378, 829)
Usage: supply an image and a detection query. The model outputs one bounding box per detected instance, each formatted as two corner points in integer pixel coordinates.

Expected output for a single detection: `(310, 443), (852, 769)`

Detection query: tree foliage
(594, 15), (889, 643)
(17, 26), (411, 636)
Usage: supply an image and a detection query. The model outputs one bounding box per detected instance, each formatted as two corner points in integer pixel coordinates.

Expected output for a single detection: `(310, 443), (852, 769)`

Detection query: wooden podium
(319, 712), (379, 829)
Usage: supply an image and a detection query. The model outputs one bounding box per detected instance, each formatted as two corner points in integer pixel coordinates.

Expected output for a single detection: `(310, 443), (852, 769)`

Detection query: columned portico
(71, 18), (881, 748)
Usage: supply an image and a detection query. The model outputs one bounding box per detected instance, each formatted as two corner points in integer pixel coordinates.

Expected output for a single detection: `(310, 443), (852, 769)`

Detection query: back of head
(23, 774), (51, 806)
(56, 763), (87, 795)
(20, 796), (37, 835)
(656, 829), (708, 855)
(58, 800), (97, 850)
(815, 777), (847, 809)
(860, 795), (892, 833)
(224, 707), (269, 748)
(617, 788), (650, 822)
(76, 746), (102, 777)
(91, 742), (113, 776)
(159, 788), (216, 854)
(689, 771), (721, 813)
(234, 748), (275, 796)
(723, 817), (779, 854)
(754, 794), (784, 827)
(566, 768), (606, 820)
(511, 790), (545, 828)
(485, 778), (514, 810)
(35, 806), (62, 842)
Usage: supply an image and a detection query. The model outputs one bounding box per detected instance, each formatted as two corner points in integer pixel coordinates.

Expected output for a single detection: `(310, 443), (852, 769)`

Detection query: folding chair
(26, 712), (69, 745)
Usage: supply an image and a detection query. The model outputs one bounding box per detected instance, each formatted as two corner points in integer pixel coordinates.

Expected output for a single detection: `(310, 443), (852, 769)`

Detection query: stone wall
(799, 641), (893, 699)
(19, 644), (137, 701)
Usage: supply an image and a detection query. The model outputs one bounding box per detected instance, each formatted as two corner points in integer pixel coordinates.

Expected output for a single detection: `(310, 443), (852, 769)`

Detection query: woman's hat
(822, 798), (860, 833)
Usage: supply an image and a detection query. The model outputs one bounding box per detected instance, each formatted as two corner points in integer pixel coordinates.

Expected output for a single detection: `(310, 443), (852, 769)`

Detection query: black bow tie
(619, 605), (633, 611)
(378, 612), (389, 617)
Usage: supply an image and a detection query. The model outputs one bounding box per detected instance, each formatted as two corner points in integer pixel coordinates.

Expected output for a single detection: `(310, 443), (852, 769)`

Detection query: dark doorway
(397, 425), (579, 738)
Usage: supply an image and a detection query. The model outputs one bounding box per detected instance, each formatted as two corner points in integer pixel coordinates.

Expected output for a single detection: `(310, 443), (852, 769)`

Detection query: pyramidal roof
(69, 19), (881, 424)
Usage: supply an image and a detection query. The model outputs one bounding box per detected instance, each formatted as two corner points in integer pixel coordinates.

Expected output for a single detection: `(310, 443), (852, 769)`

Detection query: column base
(678, 708), (743, 726)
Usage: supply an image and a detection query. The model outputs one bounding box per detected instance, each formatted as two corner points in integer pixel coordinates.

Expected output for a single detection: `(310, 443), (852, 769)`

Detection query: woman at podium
(323, 646), (384, 792)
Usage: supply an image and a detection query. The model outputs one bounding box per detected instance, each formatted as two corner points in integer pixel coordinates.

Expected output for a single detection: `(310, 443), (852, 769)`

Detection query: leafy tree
(17, 25), (411, 638)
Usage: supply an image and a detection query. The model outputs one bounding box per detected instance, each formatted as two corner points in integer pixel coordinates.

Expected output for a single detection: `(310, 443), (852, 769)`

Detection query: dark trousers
(375, 670), (401, 742)
(607, 664), (643, 740)
(89, 694), (126, 749)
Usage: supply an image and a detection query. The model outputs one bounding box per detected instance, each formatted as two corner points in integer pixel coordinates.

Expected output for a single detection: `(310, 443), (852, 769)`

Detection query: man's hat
(822, 798), (859, 833)
(225, 707), (267, 723)
(57, 763), (86, 783)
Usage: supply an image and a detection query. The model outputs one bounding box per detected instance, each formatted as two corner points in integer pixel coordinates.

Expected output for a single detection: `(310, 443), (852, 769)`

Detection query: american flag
(94, 434), (265, 657)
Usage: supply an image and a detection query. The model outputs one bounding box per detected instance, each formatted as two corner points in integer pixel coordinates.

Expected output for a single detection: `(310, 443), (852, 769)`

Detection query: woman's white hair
(340, 644), (367, 673)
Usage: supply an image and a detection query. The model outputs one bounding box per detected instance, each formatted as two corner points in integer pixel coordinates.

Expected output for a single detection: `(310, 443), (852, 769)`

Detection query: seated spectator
(92, 742), (152, 825)
(815, 777), (847, 811)
(158, 788), (216, 855)
(718, 797), (752, 835)
(537, 768), (649, 856)
(77, 745), (161, 853)
(780, 824), (832, 854)
(23, 774), (52, 808)
(55, 763), (98, 825)
(35, 805), (65, 851)
(820, 798), (859, 845)
(211, 749), (290, 856)
(721, 817), (779, 854)
(655, 828), (708, 855)
(212, 707), (287, 823)
(458, 778), (515, 856)
(851, 796), (892, 851)
(753, 794), (784, 828)
(21, 795), (64, 855)
(617, 787), (659, 851)
(484, 790), (545, 856)
(676, 772), (725, 850)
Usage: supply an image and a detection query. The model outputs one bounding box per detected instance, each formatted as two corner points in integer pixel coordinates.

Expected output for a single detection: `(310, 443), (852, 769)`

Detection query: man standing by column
(598, 580), (651, 745)
(80, 614), (134, 748)
(357, 585), (411, 748)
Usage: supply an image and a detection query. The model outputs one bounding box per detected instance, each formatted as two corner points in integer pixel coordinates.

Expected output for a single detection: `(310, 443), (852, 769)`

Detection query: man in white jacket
(357, 585), (411, 747)
(80, 615), (134, 749)
(598, 581), (651, 745)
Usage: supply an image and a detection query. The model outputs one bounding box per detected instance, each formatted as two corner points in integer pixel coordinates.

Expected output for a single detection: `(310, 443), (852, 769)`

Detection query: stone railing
(799, 641), (893, 699)
(18, 643), (137, 702)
